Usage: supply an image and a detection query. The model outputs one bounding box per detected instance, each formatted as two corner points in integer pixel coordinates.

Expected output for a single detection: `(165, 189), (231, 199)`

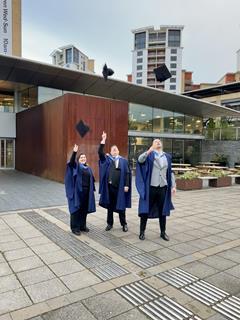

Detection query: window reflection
(0, 94), (14, 112)
(185, 115), (202, 134)
(128, 104), (153, 131)
(153, 109), (174, 133)
(174, 113), (184, 133)
(20, 87), (63, 108)
(128, 136), (201, 168)
(129, 103), (203, 135)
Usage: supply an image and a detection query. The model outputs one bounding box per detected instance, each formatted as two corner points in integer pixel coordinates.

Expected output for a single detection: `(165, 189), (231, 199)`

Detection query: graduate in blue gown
(65, 144), (96, 235)
(98, 131), (131, 232)
(136, 139), (176, 241)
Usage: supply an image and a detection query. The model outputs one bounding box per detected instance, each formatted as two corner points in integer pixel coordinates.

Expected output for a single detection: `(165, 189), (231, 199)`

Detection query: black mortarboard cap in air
(76, 120), (90, 138)
(154, 64), (172, 82)
(102, 63), (114, 80)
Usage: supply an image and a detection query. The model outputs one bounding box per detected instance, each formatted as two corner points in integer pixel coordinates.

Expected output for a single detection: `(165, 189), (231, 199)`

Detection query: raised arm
(69, 144), (78, 167)
(98, 131), (107, 161)
(138, 146), (154, 163)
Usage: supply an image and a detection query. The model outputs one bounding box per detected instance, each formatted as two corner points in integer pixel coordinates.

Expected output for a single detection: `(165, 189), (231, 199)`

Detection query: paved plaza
(0, 171), (240, 319)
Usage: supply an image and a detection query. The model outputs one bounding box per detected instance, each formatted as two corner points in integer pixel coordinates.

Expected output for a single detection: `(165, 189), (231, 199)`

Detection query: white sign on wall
(0, 0), (12, 55)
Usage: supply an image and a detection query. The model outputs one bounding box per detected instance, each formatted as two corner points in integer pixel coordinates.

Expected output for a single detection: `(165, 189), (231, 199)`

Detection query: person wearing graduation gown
(65, 144), (96, 236)
(136, 139), (176, 241)
(98, 131), (131, 232)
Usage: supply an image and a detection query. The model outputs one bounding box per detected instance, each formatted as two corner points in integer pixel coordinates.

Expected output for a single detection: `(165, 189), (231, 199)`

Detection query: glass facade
(0, 94), (14, 112)
(129, 103), (203, 134)
(129, 136), (201, 169)
(20, 87), (63, 108)
(0, 139), (14, 168)
(128, 103), (203, 166)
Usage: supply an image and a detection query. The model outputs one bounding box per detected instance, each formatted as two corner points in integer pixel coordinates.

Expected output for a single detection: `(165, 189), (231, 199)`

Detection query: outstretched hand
(73, 144), (78, 152)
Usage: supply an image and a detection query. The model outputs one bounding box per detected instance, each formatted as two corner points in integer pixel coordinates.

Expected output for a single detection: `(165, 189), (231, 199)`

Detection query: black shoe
(72, 230), (81, 236)
(105, 224), (113, 231)
(80, 227), (90, 232)
(122, 224), (128, 232)
(161, 232), (169, 241)
(139, 232), (145, 240)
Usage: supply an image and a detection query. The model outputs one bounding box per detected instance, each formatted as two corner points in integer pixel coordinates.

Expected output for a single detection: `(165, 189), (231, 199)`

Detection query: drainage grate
(116, 280), (162, 306)
(111, 245), (143, 258)
(92, 263), (127, 281)
(44, 208), (171, 267)
(182, 280), (229, 306)
(156, 268), (199, 288)
(128, 253), (162, 268)
(79, 253), (113, 269)
(213, 296), (240, 320)
(139, 297), (202, 320)
(20, 211), (128, 280)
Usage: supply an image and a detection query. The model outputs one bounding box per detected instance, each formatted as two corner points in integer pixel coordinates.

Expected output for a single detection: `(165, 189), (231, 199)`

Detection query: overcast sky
(22, 0), (240, 84)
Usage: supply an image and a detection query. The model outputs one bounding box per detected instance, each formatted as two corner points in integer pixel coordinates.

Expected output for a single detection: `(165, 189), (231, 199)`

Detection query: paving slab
(82, 291), (132, 320)
(9, 256), (44, 273)
(200, 255), (237, 271)
(111, 308), (148, 319)
(48, 259), (85, 277)
(0, 288), (32, 315)
(25, 278), (69, 303)
(4, 248), (35, 261)
(42, 302), (96, 320)
(60, 270), (101, 291)
(205, 271), (240, 295)
(0, 274), (22, 294)
(0, 263), (12, 277)
(181, 261), (221, 278)
(17, 266), (56, 286)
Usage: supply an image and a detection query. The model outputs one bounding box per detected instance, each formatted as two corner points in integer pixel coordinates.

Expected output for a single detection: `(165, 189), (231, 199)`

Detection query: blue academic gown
(135, 151), (174, 218)
(65, 162), (96, 214)
(99, 156), (132, 212)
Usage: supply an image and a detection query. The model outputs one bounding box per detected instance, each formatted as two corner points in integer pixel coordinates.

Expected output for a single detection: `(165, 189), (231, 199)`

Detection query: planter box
(209, 176), (232, 188)
(176, 178), (202, 191)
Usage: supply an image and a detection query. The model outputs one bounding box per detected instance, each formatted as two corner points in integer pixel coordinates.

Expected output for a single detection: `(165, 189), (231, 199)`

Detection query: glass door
(172, 139), (184, 164)
(0, 139), (15, 169)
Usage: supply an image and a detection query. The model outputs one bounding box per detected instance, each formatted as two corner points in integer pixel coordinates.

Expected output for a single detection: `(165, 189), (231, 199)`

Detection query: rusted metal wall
(16, 93), (129, 182)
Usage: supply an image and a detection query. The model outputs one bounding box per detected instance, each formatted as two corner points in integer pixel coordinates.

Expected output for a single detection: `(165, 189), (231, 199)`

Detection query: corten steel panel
(16, 96), (67, 182)
(16, 93), (128, 182)
(65, 93), (129, 180)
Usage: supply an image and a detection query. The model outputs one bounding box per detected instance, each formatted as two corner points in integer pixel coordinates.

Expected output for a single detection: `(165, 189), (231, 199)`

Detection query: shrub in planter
(176, 171), (202, 191)
(209, 170), (232, 187)
(211, 153), (228, 167)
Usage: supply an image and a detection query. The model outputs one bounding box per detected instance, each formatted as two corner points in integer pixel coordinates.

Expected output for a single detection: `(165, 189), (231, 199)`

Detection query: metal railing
(204, 127), (240, 140)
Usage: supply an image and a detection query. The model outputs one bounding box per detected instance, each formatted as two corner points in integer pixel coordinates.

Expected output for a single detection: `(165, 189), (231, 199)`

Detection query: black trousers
(140, 186), (167, 233)
(70, 187), (89, 231)
(107, 184), (127, 226)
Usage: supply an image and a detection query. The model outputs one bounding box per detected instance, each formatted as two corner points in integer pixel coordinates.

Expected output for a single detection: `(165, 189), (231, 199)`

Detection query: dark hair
(77, 153), (86, 162)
